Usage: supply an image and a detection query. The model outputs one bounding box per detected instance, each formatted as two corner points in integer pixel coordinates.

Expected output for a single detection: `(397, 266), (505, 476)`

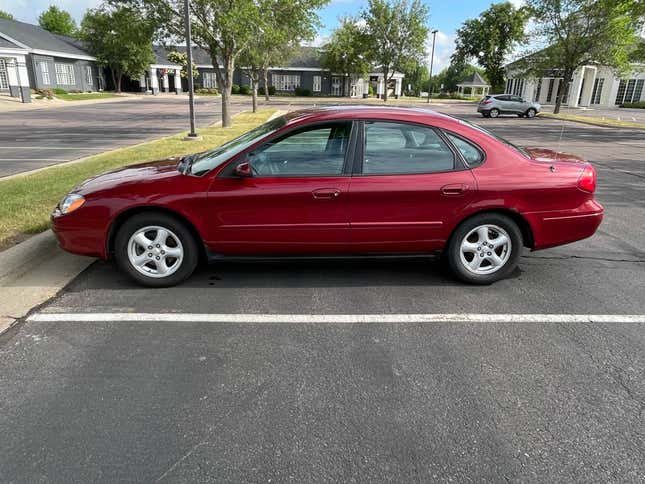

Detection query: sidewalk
(0, 92), (147, 112)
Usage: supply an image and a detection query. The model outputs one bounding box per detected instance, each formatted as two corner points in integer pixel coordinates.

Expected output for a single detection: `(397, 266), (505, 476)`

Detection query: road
(0, 95), (250, 177)
(1, 103), (644, 482)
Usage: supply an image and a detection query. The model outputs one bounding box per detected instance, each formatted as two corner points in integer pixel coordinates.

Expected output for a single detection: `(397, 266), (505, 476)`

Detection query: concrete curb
(0, 230), (94, 335)
(538, 113), (645, 130)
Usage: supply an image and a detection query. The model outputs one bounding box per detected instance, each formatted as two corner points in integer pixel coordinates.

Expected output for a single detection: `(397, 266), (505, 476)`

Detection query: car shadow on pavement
(66, 257), (468, 292)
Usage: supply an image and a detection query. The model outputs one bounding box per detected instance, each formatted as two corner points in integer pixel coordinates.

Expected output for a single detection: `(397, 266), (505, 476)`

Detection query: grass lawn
(0, 109), (278, 249)
(539, 112), (645, 130)
(56, 92), (122, 101)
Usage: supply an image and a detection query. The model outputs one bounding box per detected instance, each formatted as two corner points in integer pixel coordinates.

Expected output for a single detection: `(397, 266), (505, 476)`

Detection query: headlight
(59, 193), (85, 214)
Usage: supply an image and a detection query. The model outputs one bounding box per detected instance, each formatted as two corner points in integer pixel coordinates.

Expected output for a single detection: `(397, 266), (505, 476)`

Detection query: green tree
(435, 62), (486, 93)
(361, 0), (429, 102)
(400, 61), (429, 96)
(167, 50), (199, 80)
(115, 0), (326, 127)
(522, 0), (645, 113)
(321, 18), (370, 96)
(38, 6), (77, 37)
(452, 2), (527, 93)
(0, 9), (14, 20)
(80, 6), (155, 93)
(240, 0), (323, 110)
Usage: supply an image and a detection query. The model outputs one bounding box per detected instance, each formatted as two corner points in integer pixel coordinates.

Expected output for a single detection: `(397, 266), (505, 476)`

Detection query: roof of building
(0, 35), (23, 49)
(457, 72), (490, 87)
(0, 18), (92, 58)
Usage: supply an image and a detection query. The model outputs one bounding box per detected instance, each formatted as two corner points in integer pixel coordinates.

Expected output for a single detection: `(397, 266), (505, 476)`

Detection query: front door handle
(312, 188), (341, 200)
(441, 183), (469, 196)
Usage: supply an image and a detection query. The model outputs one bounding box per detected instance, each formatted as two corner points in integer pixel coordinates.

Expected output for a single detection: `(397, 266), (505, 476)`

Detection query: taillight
(578, 164), (596, 193)
(481, 100), (492, 105)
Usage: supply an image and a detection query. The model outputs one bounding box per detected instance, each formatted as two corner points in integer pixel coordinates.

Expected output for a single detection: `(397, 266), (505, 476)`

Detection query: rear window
(445, 133), (485, 167)
(456, 118), (530, 158)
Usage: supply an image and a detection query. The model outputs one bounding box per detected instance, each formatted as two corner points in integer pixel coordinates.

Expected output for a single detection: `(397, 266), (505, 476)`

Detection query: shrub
(35, 88), (54, 99)
(231, 84), (240, 94)
(268, 85), (276, 95)
(622, 101), (645, 109)
(368, 85), (375, 96)
(195, 88), (219, 95)
(238, 85), (250, 95)
(52, 88), (68, 95)
(294, 87), (312, 96)
(69, 89), (83, 94)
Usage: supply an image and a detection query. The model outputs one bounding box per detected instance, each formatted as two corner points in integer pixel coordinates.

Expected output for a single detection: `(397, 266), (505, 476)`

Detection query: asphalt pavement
(1, 102), (644, 482)
(0, 95), (250, 177)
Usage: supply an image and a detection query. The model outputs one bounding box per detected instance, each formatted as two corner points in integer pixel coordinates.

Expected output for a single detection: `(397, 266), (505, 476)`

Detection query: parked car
(52, 106), (602, 286)
(478, 94), (541, 118)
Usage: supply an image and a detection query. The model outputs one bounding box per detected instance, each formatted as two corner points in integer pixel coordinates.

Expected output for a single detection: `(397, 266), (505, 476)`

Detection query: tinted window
(495, 95), (511, 101)
(248, 122), (351, 176)
(511, 95), (524, 102)
(446, 133), (484, 167)
(363, 122), (455, 175)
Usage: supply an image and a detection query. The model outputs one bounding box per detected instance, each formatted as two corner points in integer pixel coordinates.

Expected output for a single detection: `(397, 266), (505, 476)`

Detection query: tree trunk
(110, 69), (117, 92)
(263, 68), (270, 101)
(553, 71), (572, 115)
(220, 59), (235, 128)
(115, 71), (123, 93)
(382, 69), (389, 102)
(251, 78), (257, 113)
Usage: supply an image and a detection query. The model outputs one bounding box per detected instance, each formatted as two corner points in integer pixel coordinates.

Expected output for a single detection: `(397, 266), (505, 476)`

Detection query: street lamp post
(184, 0), (198, 139)
(426, 29), (438, 104)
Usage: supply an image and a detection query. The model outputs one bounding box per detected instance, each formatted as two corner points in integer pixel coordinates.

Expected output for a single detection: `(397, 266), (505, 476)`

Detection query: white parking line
(26, 313), (645, 323)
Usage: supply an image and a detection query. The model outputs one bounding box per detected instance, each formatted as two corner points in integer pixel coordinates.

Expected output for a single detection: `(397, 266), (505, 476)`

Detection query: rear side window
(362, 121), (455, 175)
(445, 133), (484, 167)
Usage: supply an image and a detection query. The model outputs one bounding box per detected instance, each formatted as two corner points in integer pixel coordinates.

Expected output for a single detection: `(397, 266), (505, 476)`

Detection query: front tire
(446, 213), (522, 284)
(115, 212), (199, 287)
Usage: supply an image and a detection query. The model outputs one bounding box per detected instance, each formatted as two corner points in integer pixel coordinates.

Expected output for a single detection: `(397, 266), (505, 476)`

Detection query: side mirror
(234, 161), (252, 177)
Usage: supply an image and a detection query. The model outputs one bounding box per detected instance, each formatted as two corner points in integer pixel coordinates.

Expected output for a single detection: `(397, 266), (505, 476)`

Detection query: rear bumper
(523, 199), (604, 250)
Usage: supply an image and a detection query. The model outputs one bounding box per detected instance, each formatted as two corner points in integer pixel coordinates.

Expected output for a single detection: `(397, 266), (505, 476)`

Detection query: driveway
(1, 103), (644, 482)
(0, 95), (250, 177)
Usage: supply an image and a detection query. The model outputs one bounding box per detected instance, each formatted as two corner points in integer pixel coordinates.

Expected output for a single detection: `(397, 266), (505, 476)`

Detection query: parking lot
(1, 102), (644, 482)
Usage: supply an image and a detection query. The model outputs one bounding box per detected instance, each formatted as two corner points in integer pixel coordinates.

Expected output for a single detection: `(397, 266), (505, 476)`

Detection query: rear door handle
(312, 188), (341, 199)
(441, 184), (469, 196)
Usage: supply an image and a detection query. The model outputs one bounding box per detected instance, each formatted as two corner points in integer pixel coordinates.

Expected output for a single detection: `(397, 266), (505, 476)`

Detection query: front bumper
(51, 208), (109, 259)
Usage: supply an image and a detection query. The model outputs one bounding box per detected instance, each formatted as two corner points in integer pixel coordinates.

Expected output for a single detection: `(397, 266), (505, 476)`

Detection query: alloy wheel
(459, 224), (512, 275)
(127, 225), (184, 278)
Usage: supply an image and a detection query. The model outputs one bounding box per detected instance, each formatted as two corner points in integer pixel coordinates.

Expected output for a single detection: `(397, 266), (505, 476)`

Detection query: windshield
(188, 116), (287, 176)
(456, 118), (530, 158)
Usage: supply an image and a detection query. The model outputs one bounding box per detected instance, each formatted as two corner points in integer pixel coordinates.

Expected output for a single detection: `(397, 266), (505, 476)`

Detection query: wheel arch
(106, 206), (206, 262)
(448, 208), (535, 249)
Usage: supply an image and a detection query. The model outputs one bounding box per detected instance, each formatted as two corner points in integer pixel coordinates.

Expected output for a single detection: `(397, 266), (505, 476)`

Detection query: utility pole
(184, 0), (198, 138)
(426, 29), (438, 104)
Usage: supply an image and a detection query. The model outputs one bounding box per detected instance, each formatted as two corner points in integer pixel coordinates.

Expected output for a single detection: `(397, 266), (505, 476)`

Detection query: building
(505, 55), (645, 108)
(0, 18), (104, 103)
(456, 72), (490, 97)
(144, 46), (405, 98)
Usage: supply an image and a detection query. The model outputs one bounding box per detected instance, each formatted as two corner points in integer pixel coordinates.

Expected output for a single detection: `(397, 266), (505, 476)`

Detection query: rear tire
(446, 213), (522, 285)
(489, 108), (500, 118)
(526, 108), (537, 118)
(115, 212), (199, 287)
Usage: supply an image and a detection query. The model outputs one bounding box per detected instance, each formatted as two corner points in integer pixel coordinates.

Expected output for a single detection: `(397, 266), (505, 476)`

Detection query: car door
(510, 95), (526, 113)
(348, 120), (477, 253)
(495, 95), (512, 113)
(204, 121), (355, 255)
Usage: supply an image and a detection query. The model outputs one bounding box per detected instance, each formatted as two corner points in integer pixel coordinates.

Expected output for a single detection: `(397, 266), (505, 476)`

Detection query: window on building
(272, 73), (300, 91)
(591, 78), (604, 104)
(362, 122), (455, 175)
(512, 79), (524, 96)
(85, 65), (93, 86)
(0, 59), (9, 90)
(615, 79), (644, 104)
(55, 63), (75, 85)
(534, 79), (542, 102)
(40, 62), (51, 85)
(546, 78), (555, 102)
(313, 75), (321, 92)
(201, 72), (217, 89)
(506, 79), (512, 93)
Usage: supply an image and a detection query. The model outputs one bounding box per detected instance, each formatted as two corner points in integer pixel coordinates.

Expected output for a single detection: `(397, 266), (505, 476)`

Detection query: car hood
(524, 147), (586, 163)
(74, 157), (183, 194)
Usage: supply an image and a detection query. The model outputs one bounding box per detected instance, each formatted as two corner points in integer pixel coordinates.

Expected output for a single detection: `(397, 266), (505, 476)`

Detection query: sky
(0, 0), (524, 73)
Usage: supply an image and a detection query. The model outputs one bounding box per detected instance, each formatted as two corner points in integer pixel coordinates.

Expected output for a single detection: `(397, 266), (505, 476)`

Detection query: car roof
(281, 105), (460, 127)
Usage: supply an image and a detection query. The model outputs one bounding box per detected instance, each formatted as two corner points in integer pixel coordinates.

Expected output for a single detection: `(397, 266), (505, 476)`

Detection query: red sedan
(52, 106), (603, 286)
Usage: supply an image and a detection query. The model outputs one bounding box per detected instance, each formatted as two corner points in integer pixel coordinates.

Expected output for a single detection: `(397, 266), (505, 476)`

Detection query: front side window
(248, 122), (351, 176)
(55, 63), (75, 85)
(362, 122), (455, 175)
